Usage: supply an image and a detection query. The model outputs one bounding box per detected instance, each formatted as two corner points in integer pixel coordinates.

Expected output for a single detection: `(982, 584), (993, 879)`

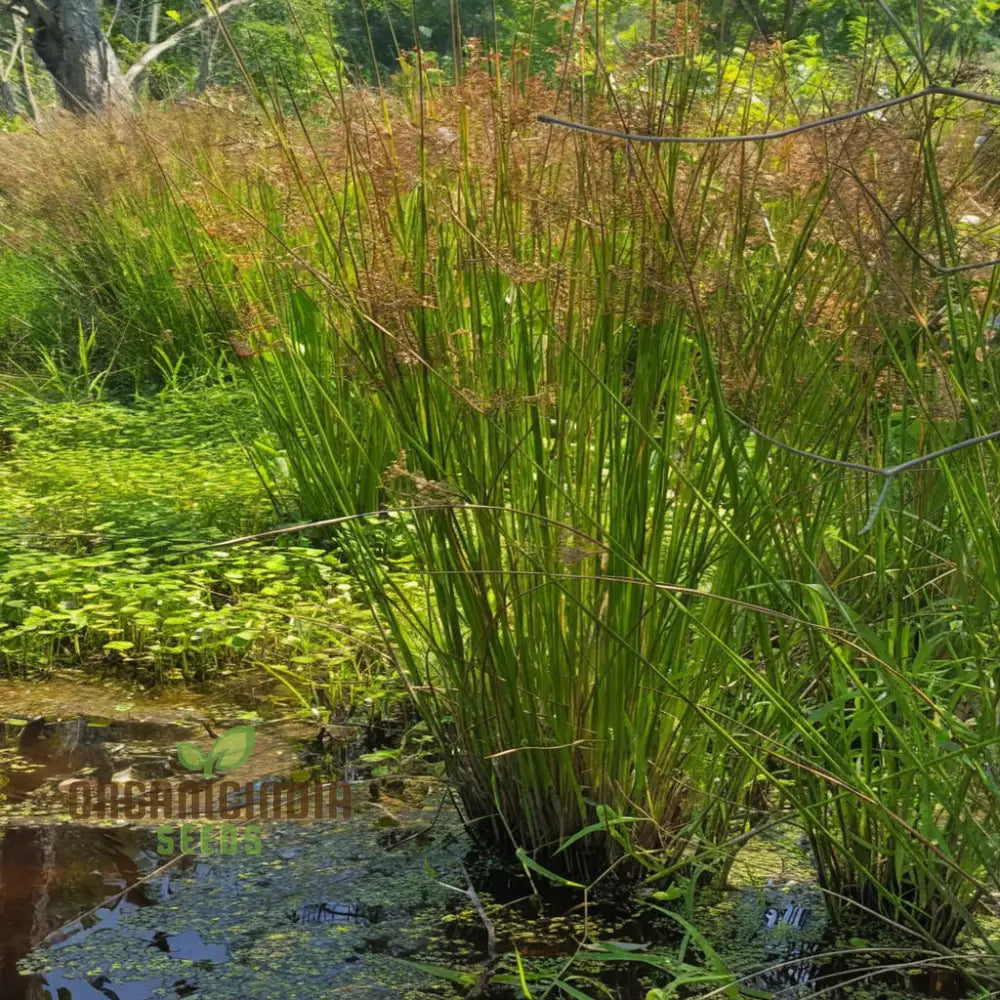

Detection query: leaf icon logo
(176, 725), (256, 778)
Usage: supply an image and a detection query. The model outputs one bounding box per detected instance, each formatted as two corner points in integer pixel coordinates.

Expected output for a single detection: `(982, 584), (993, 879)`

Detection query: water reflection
(0, 824), (160, 1000)
(0, 716), (186, 1000)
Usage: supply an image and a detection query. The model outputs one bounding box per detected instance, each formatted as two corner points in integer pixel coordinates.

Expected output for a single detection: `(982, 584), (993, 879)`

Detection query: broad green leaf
(165, 8), (181, 22)
(177, 742), (207, 772)
(396, 962), (473, 987)
(209, 724), (255, 773)
(651, 886), (684, 901)
(582, 940), (650, 952)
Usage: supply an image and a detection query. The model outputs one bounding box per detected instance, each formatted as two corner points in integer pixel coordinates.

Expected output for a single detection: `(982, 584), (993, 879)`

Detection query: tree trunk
(1, 15), (24, 117)
(195, 20), (219, 92)
(149, 0), (162, 44)
(24, 0), (133, 112)
(0, 80), (16, 118)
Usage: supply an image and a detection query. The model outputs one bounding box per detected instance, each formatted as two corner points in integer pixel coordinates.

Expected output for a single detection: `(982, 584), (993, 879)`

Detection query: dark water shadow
(0, 714), (219, 999)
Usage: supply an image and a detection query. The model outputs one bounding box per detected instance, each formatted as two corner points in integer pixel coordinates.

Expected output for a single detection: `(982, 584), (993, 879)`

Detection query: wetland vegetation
(4, 0), (1000, 996)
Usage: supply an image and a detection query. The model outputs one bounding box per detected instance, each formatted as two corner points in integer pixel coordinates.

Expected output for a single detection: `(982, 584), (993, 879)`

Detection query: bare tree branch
(1, 17), (23, 81)
(727, 411), (1000, 532)
(123, 0), (251, 85)
(537, 85), (1000, 144)
(540, 84), (1000, 276)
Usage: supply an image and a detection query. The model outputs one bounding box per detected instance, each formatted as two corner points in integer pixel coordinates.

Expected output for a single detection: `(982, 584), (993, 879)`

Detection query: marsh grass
(0, 105), (259, 388)
(5, 18), (1000, 953)
(233, 52), (1000, 938)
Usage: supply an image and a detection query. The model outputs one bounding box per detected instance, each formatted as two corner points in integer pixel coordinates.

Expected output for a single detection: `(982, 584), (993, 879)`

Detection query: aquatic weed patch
(0, 540), (380, 684)
(0, 386), (271, 546)
(0, 390), (400, 709)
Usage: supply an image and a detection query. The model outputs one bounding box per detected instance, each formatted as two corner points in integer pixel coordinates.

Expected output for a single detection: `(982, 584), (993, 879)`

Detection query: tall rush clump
(719, 87), (1000, 945)
(348, 169), (773, 879)
(228, 35), (1000, 936)
(234, 58), (805, 881)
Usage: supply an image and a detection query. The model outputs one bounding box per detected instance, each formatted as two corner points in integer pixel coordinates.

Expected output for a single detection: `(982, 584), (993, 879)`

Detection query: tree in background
(1, 0), (999, 119)
(21, 0), (131, 110)
(0, 0), (253, 113)
(699, 0), (999, 60)
(327, 0), (503, 79)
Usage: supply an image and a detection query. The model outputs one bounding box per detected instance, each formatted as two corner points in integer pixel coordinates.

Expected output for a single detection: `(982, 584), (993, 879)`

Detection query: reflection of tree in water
(0, 712), (156, 1000)
(0, 716), (117, 995)
(0, 824), (154, 999)
(0, 826), (54, 1000)
(0, 716), (187, 996)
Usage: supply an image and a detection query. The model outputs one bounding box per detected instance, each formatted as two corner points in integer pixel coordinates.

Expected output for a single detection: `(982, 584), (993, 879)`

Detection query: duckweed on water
(21, 810), (477, 999)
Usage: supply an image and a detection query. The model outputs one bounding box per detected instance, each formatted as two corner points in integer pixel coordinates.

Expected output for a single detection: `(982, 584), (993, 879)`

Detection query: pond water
(0, 679), (374, 998)
(0, 678), (491, 999)
(0, 677), (985, 1000)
